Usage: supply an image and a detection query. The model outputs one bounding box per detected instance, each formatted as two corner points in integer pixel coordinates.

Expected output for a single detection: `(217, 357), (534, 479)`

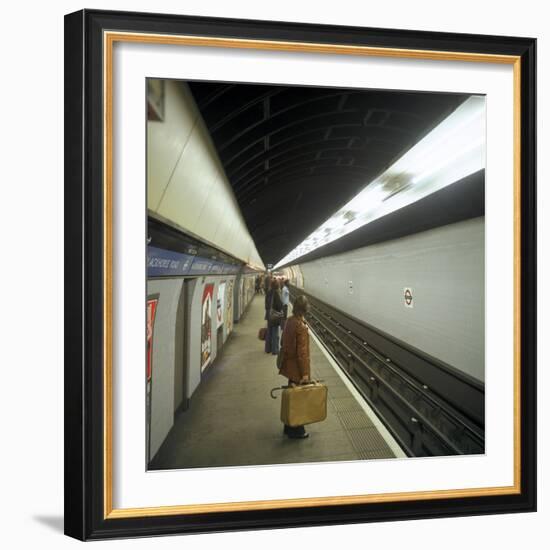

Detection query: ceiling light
(274, 95), (485, 268)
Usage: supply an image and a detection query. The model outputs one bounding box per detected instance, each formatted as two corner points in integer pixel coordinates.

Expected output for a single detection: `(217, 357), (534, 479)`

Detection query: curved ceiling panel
(189, 81), (469, 266)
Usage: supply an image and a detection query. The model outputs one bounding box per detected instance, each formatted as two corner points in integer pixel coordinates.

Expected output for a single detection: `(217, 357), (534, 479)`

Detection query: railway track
(291, 289), (485, 457)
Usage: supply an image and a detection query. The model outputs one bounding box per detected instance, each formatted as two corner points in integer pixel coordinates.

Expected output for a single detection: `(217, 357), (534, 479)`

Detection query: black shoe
(287, 432), (309, 439)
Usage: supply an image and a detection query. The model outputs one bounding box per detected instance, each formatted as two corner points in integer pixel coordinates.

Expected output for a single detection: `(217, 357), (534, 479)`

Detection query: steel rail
(290, 289), (485, 457)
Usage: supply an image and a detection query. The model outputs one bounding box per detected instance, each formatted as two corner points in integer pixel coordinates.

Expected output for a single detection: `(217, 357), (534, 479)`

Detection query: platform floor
(150, 294), (397, 470)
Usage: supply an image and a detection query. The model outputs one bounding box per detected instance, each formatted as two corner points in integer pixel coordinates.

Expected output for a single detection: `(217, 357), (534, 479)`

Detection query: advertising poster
(246, 276), (255, 306)
(239, 278), (245, 318)
(226, 279), (234, 334)
(201, 284), (214, 371)
(217, 282), (226, 328)
(146, 298), (158, 382)
(146, 298), (158, 463)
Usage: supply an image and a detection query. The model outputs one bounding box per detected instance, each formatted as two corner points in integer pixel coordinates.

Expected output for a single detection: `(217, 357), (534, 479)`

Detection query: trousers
(264, 323), (280, 354)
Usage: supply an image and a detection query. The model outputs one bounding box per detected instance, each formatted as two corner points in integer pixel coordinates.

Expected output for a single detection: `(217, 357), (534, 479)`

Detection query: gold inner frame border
(102, 30), (522, 520)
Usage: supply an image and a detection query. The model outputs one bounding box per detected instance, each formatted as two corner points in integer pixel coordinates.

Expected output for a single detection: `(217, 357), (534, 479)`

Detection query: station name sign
(147, 246), (241, 277)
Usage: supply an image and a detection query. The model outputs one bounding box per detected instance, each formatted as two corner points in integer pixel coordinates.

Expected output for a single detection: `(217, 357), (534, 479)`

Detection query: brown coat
(279, 315), (310, 383)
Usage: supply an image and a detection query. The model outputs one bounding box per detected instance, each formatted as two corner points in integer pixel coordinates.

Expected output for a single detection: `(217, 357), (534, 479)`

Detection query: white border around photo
(112, 41), (514, 509)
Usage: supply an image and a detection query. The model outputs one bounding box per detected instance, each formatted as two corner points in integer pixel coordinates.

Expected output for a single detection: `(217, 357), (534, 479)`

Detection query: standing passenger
(265, 279), (283, 355)
(264, 280), (272, 353)
(279, 295), (311, 439)
(281, 279), (290, 331)
(263, 273), (271, 295)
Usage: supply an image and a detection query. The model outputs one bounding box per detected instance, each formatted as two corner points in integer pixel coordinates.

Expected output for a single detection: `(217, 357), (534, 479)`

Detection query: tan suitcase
(280, 382), (328, 427)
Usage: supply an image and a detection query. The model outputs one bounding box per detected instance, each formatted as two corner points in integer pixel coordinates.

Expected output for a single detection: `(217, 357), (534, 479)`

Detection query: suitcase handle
(270, 380), (324, 399)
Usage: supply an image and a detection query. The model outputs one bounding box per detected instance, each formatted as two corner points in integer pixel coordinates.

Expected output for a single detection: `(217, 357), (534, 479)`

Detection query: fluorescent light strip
(274, 96), (485, 268)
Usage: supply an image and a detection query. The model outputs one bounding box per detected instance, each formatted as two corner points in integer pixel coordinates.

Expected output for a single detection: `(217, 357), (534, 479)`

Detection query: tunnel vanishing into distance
(146, 78), (485, 469)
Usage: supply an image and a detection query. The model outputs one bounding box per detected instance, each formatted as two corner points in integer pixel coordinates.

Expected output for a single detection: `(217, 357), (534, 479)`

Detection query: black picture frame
(64, 8), (536, 541)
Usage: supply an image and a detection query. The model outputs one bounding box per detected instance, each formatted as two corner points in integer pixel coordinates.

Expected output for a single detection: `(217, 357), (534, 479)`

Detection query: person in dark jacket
(278, 295), (311, 439)
(264, 280), (271, 322)
(263, 273), (271, 295)
(264, 279), (283, 354)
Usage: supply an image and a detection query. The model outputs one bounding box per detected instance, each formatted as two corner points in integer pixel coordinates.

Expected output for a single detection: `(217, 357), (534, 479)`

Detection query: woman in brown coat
(279, 295), (311, 439)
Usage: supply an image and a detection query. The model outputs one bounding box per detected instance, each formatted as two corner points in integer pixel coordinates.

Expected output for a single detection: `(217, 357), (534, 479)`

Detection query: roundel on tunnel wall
(404, 287), (414, 308)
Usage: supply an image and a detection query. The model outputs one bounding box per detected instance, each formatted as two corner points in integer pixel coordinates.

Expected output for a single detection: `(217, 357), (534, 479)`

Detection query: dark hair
(293, 295), (309, 316)
(284, 279), (290, 287)
(271, 279), (280, 290)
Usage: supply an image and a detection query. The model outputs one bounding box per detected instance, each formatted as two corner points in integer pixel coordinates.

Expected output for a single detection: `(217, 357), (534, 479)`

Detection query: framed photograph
(64, 9), (536, 540)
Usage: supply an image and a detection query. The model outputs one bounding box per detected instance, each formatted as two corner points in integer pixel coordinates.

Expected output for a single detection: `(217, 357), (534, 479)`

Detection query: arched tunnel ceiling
(188, 81), (469, 267)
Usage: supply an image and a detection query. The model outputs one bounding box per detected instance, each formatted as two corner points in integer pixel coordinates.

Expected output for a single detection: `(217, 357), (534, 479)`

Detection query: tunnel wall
(294, 217), (485, 382)
(185, 273), (256, 397)
(234, 273), (257, 321)
(186, 275), (236, 398)
(147, 271), (257, 462)
(147, 80), (264, 269)
(147, 278), (185, 461)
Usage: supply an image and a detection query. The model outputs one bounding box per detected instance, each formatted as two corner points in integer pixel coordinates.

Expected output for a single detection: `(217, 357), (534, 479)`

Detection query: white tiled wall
(297, 218), (485, 381)
(147, 80), (264, 269)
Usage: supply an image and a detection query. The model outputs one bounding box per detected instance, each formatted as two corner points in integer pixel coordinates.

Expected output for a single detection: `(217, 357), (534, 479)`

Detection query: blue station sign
(147, 246), (242, 277)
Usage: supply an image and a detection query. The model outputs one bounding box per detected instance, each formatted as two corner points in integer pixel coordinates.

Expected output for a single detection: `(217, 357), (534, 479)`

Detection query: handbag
(268, 290), (284, 324)
(258, 327), (267, 341)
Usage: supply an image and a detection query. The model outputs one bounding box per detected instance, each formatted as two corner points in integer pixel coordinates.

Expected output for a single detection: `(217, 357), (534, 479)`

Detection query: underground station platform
(150, 295), (402, 470)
